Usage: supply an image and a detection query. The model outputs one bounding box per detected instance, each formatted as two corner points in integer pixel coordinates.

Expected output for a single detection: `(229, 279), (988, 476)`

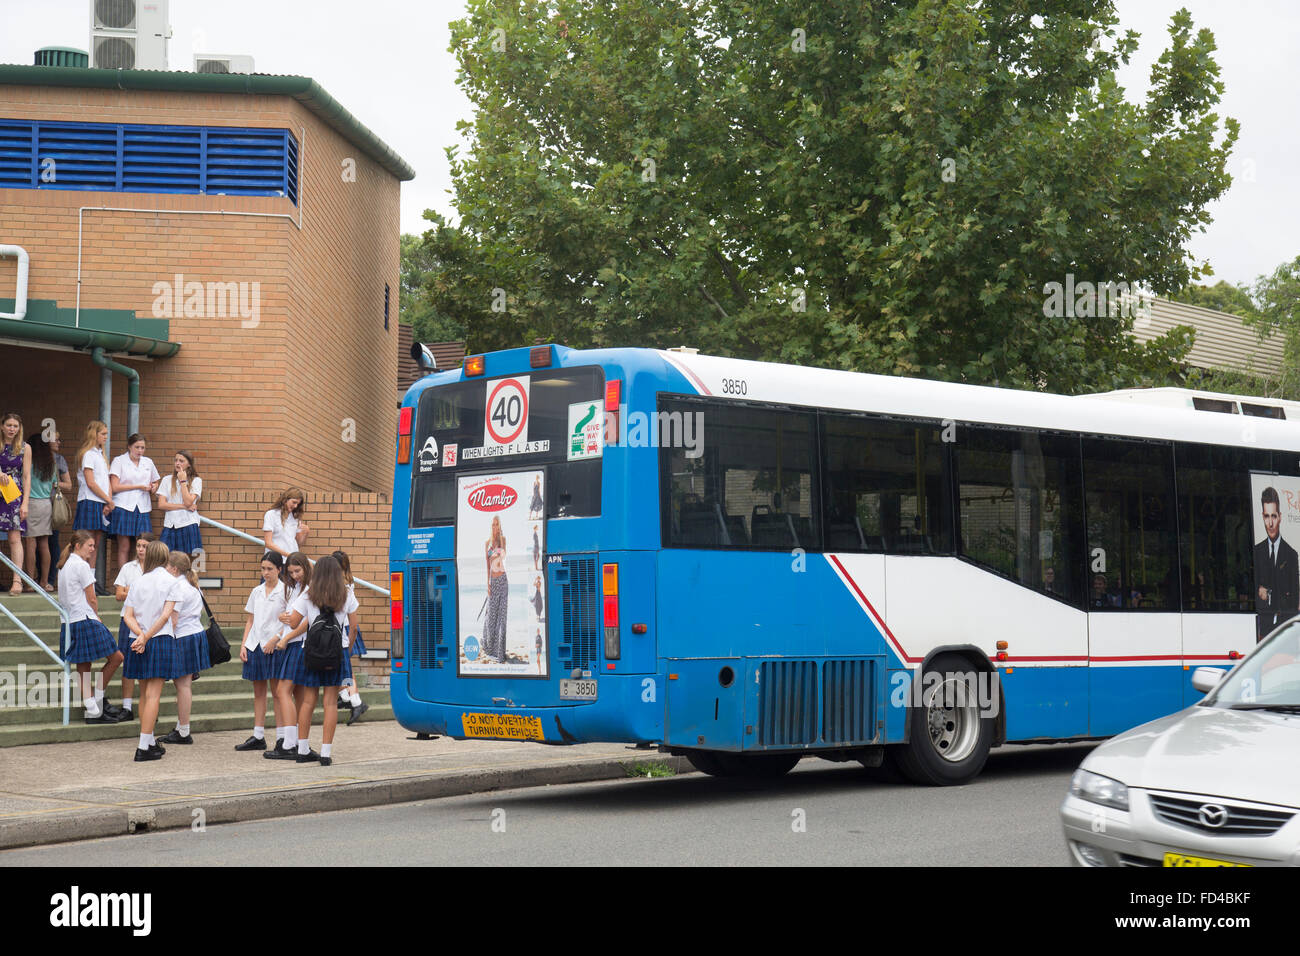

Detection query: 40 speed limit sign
(484, 376), (530, 450)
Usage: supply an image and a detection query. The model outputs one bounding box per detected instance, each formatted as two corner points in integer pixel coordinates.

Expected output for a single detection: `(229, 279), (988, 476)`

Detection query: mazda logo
(1198, 804), (1229, 828)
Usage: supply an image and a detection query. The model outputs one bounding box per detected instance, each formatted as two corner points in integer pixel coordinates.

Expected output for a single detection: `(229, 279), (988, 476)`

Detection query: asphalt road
(2, 742), (1095, 866)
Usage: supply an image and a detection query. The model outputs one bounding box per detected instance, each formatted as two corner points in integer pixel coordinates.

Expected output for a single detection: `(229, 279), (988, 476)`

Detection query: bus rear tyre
(892, 653), (994, 786)
(686, 750), (800, 778)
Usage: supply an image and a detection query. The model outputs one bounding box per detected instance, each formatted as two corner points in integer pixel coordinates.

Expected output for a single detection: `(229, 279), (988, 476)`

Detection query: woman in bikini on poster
(484, 516), (509, 663)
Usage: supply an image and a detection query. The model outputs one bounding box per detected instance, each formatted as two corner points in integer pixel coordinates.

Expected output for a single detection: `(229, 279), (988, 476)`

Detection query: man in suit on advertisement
(1254, 486), (1299, 641)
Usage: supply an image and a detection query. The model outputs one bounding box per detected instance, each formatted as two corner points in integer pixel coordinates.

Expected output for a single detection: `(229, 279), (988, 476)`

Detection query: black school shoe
(101, 699), (123, 720)
(346, 701), (369, 726)
(150, 742), (166, 755)
(295, 749), (320, 763)
(134, 747), (162, 762)
(85, 710), (118, 725)
(320, 755), (333, 766)
(158, 728), (193, 745)
(263, 742), (297, 760)
(234, 735), (267, 751)
(118, 708), (135, 722)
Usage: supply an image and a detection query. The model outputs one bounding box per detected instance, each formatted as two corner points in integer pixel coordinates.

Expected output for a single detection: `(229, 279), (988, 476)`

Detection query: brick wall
(198, 490), (392, 687)
(0, 83), (400, 496)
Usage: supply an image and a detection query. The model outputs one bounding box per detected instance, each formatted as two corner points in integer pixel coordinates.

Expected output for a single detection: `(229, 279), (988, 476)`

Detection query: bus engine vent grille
(758, 660), (818, 746)
(821, 659), (874, 745)
(560, 557), (599, 673)
(408, 564), (445, 669)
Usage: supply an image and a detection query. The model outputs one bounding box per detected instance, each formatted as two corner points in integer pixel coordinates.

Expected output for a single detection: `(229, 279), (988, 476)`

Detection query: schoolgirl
(113, 532), (157, 721)
(158, 551), (208, 745)
(122, 540), (179, 761)
(108, 433), (160, 574)
(262, 552), (311, 759)
(73, 421), (113, 589)
(156, 451), (203, 555)
(332, 549), (369, 725)
(55, 530), (124, 723)
(235, 551), (287, 751)
(277, 554), (358, 766)
(22, 430), (56, 592)
(1, 412), (32, 594)
(261, 488), (309, 559)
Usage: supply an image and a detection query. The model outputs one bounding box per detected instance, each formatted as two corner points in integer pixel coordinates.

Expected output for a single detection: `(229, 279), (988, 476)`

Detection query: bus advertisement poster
(456, 469), (548, 677)
(1250, 474), (1300, 641)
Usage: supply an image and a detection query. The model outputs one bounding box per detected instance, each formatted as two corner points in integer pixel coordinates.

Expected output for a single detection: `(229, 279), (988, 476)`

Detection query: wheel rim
(924, 675), (980, 763)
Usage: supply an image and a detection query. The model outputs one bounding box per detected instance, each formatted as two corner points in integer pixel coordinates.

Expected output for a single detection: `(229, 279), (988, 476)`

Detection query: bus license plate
(560, 679), (598, 700)
(1162, 852), (1249, 867)
(461, 712), (545, 741)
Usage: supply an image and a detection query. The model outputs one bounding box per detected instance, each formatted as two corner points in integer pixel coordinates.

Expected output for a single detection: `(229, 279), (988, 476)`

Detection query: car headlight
(1070, 769), (1130, 811)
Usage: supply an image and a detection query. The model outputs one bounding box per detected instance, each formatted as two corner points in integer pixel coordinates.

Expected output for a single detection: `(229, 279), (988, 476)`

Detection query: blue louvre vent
(758, 660), (819, 746)
(409, 563), (448, 669)
(0, 118), (298, 202)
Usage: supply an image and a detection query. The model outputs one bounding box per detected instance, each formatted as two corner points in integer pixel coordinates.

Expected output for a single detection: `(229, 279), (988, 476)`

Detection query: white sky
(2, 0), (1296, 287)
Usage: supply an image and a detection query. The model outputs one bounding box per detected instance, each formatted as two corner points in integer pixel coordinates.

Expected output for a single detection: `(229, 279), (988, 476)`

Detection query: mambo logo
(467, 484), (518, 512)
(50, 886), (151, 936)
(889, 669), (1001, 718)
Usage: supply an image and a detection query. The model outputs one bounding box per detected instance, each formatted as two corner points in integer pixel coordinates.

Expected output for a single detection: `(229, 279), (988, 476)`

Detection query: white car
(1062, 620), (1300, 867)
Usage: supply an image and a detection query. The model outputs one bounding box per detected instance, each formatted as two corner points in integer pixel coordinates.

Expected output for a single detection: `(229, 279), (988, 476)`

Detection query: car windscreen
(1212, 621), (1300, 707)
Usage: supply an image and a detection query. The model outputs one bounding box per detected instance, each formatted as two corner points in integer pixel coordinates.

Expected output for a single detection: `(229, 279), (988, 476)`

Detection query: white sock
(124, 697), (133, 710)
(94, 688), (104, 705)
(138, 734), (150, 749)
(348, 692), (361, 707)
(285, 727), (298, 748)
(321, 743), (332, 758)
(297, 740), (310, 755)
(177, 724), (190, 737)
(337, 691), (349, 704)
(84, 697), (100, 717)
(253, 726), (265, 740)
(146, 733), (156, 747)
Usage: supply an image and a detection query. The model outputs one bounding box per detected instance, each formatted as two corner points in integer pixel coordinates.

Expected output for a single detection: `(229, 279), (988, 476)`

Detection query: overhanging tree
(421, 0), (1237, 393)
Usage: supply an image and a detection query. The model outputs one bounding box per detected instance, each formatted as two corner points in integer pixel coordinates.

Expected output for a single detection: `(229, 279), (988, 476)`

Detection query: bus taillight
(396, 406), (413, 464)
(390, 572), (404, 658)
(604, 379), (622, 446)
(602, 562), (620, 660)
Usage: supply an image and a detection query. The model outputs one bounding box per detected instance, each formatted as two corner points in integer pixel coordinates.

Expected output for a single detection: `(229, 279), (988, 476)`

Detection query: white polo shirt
(123, 567), (178, 639)
(113, 559), (143, 592)
(262, 508), (301, 555)
(77, 448), (110, 504)
(244, 582), (288, 651)
(109, 454), (160, 513)
(169, 576), (204, 637)
(57, 553), (98, 624)
(157, 475), (203, 529)
(281, 582), (305, 644)
(290, 590), (359, 648)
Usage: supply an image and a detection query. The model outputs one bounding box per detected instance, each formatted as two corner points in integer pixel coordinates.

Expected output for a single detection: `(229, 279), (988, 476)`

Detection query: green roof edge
(0, 64), (416, 182)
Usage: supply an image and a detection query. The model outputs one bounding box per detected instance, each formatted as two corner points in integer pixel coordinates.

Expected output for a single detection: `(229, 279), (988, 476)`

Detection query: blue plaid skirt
(107, 507), (151, 537)
(284, 638), (347, 688)
(73, 499), (109, 531)
(123, 634), (178, 680)
(117, 617), (136, 655)
(242, 643), (276, 682)
(60, 619), (118, 663)
(173, 630), (211, 678)
(350, 627), (367, 657)
(160, 524), (202, 554)
(273, 641), (303, 682)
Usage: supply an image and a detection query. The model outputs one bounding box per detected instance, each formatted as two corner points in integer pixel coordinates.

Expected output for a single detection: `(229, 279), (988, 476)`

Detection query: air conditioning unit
(90, 0), (171, 71)
(193, 54), (256, 75)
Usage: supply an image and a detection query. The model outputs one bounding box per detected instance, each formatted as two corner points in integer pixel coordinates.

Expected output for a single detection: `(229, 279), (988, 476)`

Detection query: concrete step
(0, 702), (395, 746)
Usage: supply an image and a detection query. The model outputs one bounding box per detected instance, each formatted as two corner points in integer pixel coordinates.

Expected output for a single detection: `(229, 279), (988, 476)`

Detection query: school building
(0, 61), (415, 686)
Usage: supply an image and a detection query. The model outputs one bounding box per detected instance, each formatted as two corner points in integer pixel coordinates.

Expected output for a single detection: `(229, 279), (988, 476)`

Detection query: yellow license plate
(461, 712), (545, 741)
(1163, 852), (1250, 867)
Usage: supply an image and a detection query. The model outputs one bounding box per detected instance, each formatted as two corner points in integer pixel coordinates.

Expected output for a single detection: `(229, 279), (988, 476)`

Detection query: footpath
(0, 720), (687, 851)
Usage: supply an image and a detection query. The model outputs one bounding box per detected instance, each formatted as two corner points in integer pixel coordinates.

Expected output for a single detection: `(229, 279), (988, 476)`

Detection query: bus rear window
(410, 367), (604, 527)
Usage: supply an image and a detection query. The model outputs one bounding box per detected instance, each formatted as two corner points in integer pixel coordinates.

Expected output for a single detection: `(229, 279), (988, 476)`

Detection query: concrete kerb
(0, 754), (693, 852)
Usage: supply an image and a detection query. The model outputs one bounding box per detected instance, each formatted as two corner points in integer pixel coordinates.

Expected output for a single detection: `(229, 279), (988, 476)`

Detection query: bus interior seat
(751, 505), (795, 547)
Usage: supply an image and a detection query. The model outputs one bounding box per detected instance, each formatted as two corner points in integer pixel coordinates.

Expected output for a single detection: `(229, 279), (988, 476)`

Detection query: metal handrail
(196, 514), (390, 597)
(0, 552), (71, 726)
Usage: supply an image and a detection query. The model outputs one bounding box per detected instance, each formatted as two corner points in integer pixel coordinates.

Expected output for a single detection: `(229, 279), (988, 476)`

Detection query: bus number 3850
(721, 378), (748, 395)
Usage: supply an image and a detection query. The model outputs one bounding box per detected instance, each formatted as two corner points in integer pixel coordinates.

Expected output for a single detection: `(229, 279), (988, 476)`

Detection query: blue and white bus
(389, 344), (1300, 784)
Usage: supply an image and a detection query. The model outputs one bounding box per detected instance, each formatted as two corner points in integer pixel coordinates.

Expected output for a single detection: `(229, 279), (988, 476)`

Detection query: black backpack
(303, 605), (344, 672)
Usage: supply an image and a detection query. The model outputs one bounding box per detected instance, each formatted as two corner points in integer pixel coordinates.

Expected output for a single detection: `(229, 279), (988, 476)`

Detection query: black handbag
(200, 593), (232, 666)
